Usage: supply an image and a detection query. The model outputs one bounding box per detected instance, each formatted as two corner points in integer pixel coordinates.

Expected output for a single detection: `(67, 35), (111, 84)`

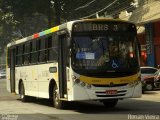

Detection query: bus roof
(7, 22), (69, 48)
(7, 18), (133, 48)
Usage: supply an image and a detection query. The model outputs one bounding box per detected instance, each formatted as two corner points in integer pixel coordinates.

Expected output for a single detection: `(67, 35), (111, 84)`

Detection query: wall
(154, 21), (160, 66)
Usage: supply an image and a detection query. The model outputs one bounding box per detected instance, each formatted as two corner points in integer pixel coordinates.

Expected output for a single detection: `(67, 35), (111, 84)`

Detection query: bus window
(72, 35), (139, 72)
(31, 40), (38, 64)
(16, 45), (23, 66)
(47, 36), (52, 61)
(48, 34), (58, 61)
(23, 42), (30, 65)
(39, 38), (46, 62)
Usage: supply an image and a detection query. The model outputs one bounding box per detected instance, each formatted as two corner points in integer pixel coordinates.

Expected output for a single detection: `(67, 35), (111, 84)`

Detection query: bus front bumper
(68, 82), (142, 101)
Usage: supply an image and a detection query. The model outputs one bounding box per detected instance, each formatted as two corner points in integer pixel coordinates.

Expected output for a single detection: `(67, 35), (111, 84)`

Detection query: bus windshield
(71, 34), (139, 76)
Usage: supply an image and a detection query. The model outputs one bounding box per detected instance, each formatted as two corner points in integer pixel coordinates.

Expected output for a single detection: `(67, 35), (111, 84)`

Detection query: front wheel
(53, 86), (66, 109)
(19, 82), (28, 102)
(101, 99), (118, 108)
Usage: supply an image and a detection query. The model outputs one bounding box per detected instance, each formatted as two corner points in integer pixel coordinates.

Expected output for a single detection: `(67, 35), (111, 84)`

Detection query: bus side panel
(38, 63), (58, 98)
(132, 82), (142, 97)
(37, 64), (49, 98)
(15, 65), (39, 97)
(66, 67), (74, 101)
(15, 63), (58, 99)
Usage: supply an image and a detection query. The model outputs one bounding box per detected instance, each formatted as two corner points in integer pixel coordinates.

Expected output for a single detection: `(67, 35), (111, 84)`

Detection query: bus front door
(58, 33), (68, 98)
(10, 48), (16, 93)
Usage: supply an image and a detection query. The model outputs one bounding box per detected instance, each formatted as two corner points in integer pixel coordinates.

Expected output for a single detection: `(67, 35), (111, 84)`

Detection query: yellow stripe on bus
(51, 26), (59, 32)
(79, 72), (140, 85)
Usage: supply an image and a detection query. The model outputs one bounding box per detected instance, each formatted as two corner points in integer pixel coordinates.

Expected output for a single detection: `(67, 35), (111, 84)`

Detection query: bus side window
(39, 38), (46, 62)
(48, 34), (58, 61)
(31, 40), (38, 64)
(47, 36), (52, 61)
(16, 45), (23, 66)
(23, 42), (30, 65)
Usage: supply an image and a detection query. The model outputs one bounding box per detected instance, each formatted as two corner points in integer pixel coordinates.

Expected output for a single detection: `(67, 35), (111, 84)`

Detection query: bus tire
(101, 99), (118, 108)
(53, 86), (65, 109)
(19, 82), (28, 102)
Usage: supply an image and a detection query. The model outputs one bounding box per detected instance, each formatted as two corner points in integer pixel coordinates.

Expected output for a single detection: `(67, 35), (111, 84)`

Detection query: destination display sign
(72, 21), (136, 33)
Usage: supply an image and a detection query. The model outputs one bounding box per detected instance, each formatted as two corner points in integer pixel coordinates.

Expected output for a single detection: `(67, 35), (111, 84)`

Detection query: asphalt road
(0, 79), (160, 120)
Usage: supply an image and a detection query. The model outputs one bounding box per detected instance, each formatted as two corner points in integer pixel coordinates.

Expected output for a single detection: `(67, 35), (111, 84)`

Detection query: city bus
(6, 19), (142, 109)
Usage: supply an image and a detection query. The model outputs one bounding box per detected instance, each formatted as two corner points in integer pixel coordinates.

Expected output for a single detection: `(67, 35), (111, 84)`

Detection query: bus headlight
(81, 82), (86, 87)
(72, 76), (76, 80)
(75, 79), (80, 84)
(72, 76), (80, 84)
(72, 75), (91, 88)
(86, 84), (92, 89)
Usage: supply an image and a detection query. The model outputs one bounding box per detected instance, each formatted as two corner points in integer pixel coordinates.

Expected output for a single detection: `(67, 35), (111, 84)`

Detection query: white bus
(6, 19), (142, 109)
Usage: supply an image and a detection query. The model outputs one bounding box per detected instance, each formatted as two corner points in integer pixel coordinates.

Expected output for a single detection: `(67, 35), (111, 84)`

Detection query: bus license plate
(105, 90), (117, 95)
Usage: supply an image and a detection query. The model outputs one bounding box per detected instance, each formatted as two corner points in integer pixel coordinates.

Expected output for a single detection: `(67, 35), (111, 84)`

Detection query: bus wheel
(101, 99), (118, 108)
(53, 86), (65, 109)
(19, 82), (28, 102)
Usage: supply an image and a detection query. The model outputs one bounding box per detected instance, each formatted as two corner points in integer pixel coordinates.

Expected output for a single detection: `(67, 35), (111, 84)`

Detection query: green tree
(60, 0), (135, 19)
(0, 0), (135, 27)
(0, 0), (135, 46)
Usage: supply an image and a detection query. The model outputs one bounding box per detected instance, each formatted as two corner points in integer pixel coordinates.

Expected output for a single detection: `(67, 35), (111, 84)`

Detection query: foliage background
(0, 0), (135, 65)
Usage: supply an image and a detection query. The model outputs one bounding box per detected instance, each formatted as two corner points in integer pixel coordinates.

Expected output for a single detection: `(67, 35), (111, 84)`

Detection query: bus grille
(92, 83), (128, 87)
(95, 90), (126, 97)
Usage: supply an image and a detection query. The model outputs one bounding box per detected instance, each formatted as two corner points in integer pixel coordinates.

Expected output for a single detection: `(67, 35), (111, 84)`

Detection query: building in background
(119, 0), (160, 67)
